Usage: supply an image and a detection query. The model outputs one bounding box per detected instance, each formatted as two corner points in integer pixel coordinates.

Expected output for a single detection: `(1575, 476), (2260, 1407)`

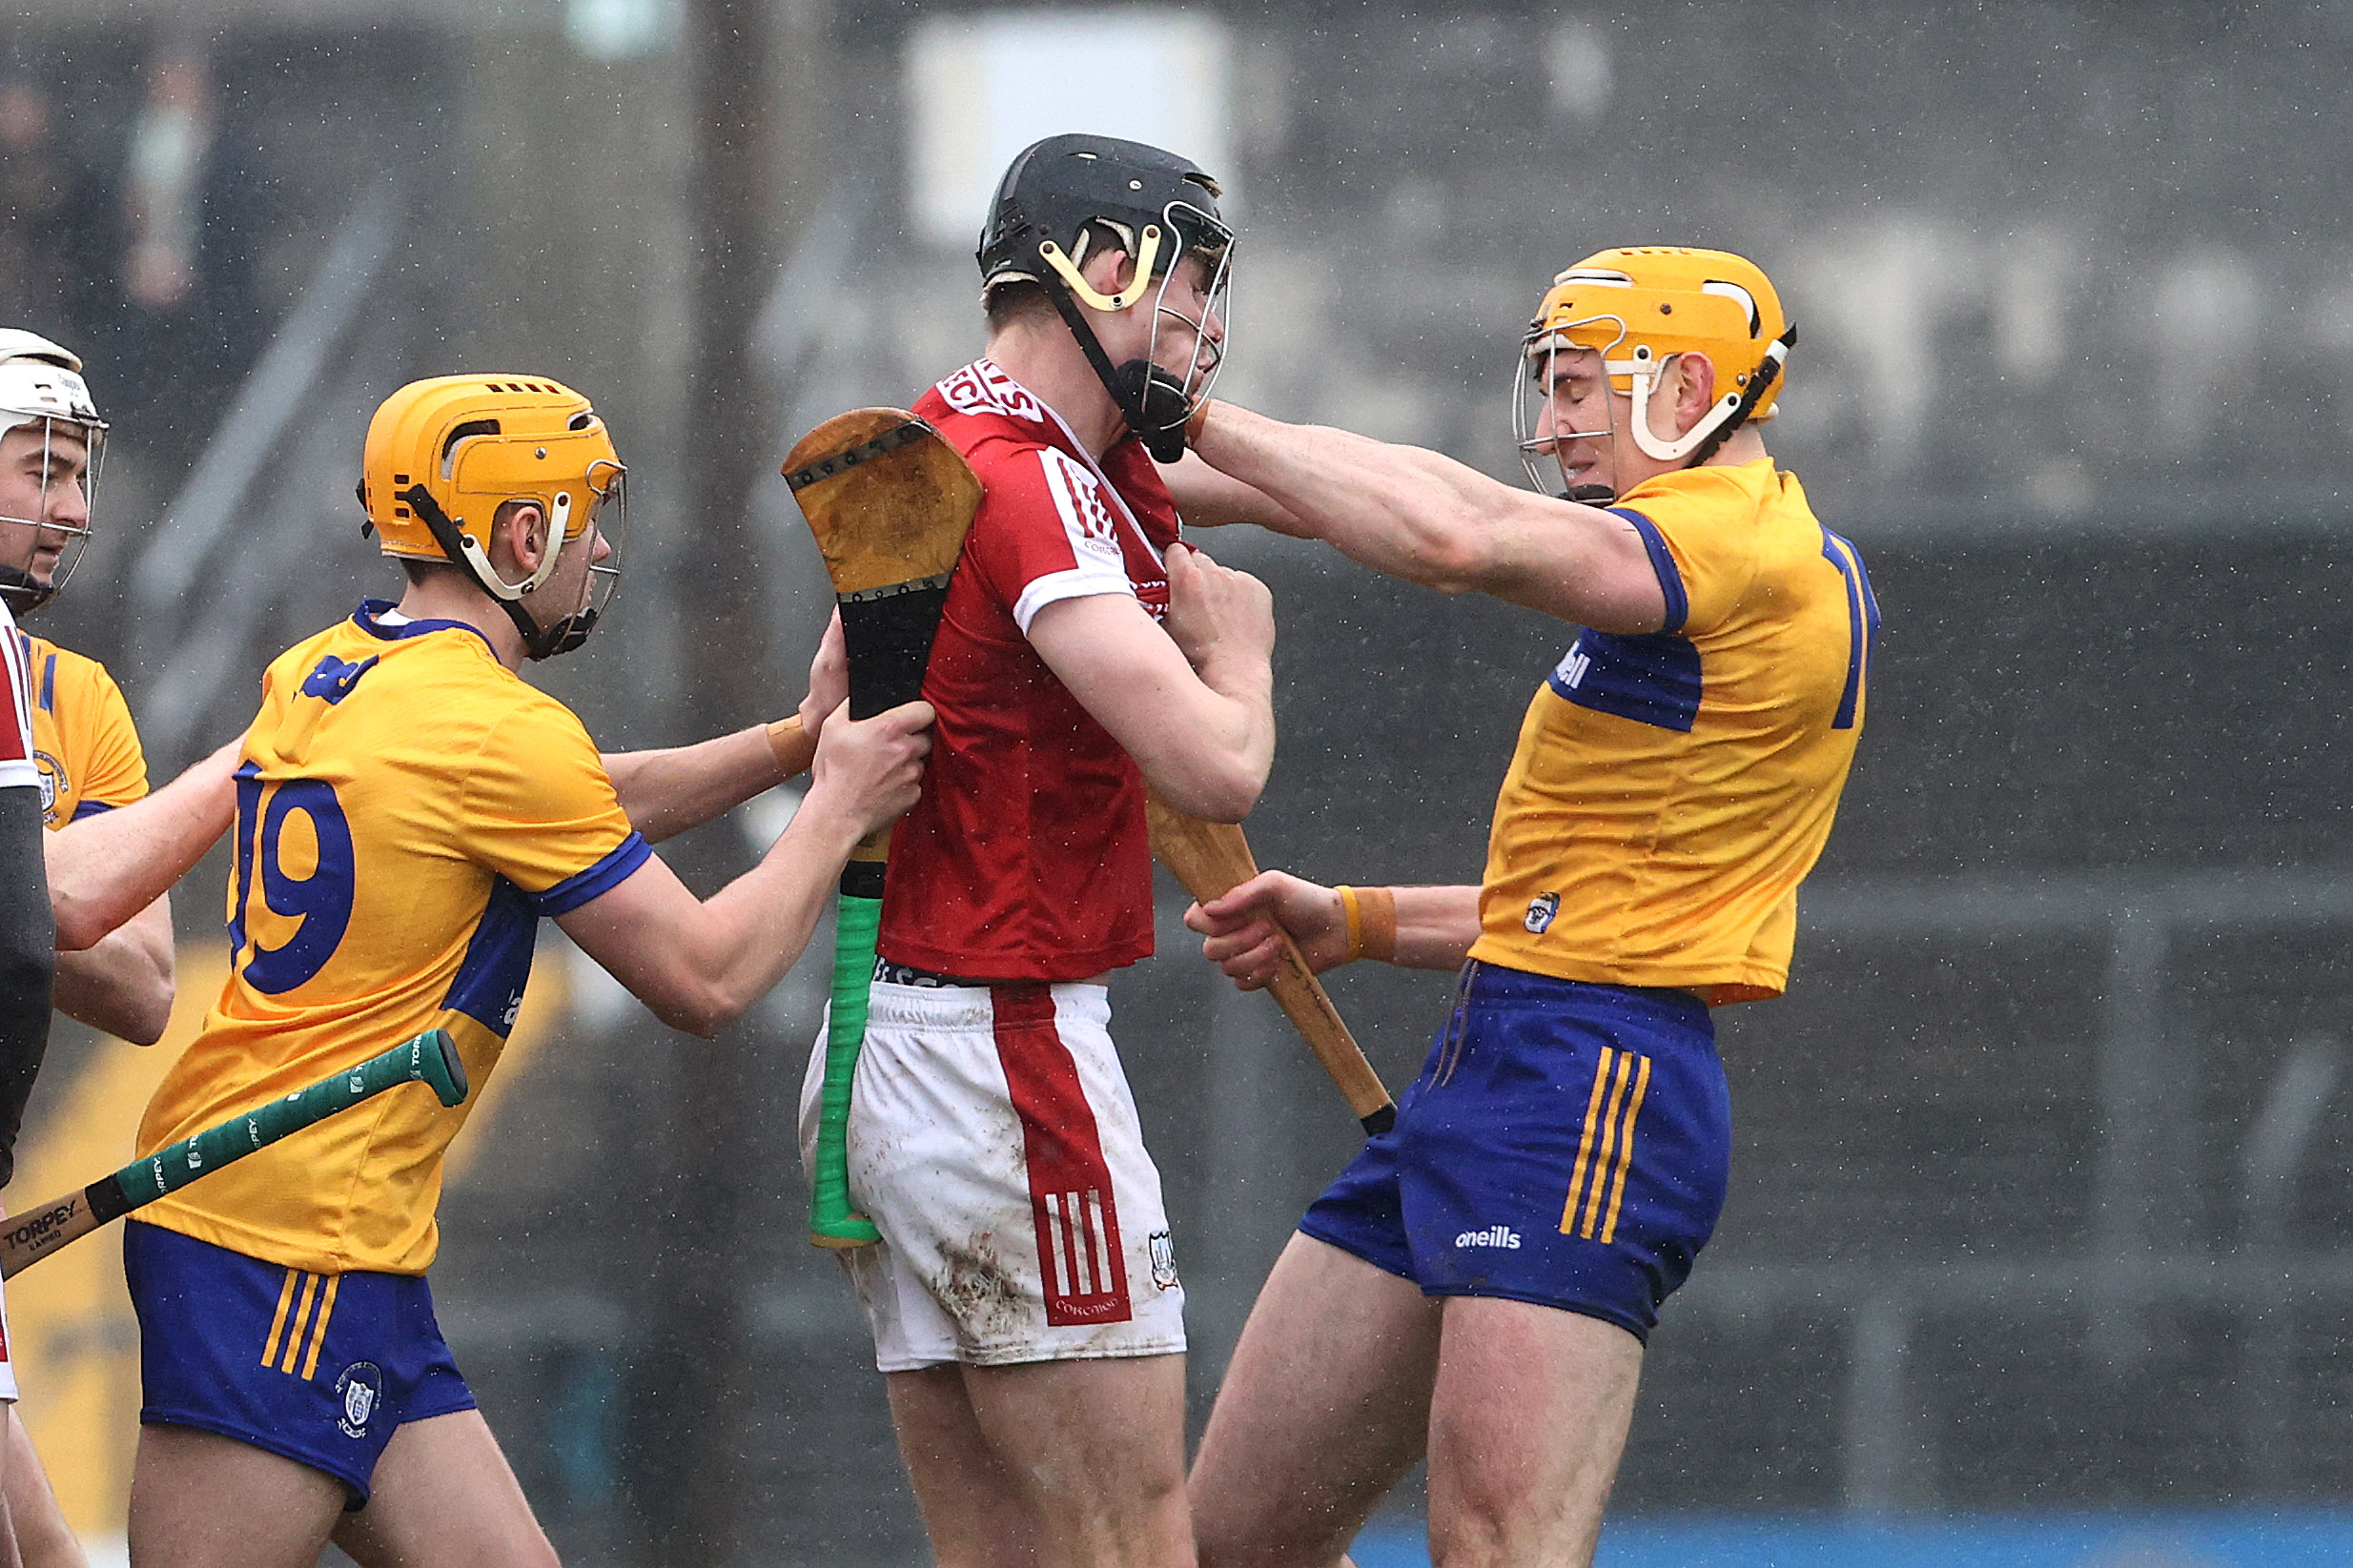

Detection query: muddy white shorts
(798, 979), (1185, 1372)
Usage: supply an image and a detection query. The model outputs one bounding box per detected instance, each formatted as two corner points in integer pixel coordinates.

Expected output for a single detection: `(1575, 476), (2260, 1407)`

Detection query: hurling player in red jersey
(797, 134), (1273, 1568)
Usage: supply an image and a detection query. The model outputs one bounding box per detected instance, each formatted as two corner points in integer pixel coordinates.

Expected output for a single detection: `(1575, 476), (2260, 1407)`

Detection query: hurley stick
(786, 410), (983, 1248)
(0, 1028), (468, 1279)
(1145, 789), (1398, 1135)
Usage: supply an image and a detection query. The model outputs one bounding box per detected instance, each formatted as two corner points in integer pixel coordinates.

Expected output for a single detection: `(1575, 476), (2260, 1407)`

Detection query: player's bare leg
(890, 1354), (1191, 1568)
(886, 1366), (1040, 1568)
(1190, 1233), (1442, 1568)
(331, 1409), (559, 1568)
(127, 1425), (345, 1568)
(0, 1483), (23, 1568)
(4, 1412), (86, 1568)
(1423, 1298), (1643, 1568)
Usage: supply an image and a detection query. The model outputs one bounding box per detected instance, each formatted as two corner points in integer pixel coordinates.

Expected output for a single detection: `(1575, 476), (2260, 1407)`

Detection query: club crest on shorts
(1148, 1230), (1179, 1291)
(335, 1361), (383, 1438)
(1524, 892), (1561, 934)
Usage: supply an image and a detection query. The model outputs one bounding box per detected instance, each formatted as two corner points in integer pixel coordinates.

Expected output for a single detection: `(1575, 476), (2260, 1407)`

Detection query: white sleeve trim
(0, 761), (36, 792)
(1013, 568), (1136, 636)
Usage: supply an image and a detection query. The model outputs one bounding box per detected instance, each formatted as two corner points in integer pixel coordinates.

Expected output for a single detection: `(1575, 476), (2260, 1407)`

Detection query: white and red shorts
(0, 1272), (16, 1403)
(798, 979), (1185, 1372)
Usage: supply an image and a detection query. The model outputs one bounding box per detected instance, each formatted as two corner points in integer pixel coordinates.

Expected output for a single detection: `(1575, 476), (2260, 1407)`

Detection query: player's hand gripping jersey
(21, 631), (147, 827)
(1469, 458), (1879, 1003)
(885, 358), (1178, 980)
(136, 603), (648, 1274)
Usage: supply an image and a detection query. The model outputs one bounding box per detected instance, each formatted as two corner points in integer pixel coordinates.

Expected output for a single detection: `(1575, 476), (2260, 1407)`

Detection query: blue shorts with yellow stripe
(1299, 961), (1730, 1343)
(124, 1221), (476, 1503)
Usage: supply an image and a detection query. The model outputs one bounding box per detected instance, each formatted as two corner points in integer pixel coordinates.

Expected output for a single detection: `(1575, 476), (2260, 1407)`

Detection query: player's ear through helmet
(0, 329), (106, 617)
(977, 133), (1234, 461)
(358, 376), (627, 660)
(1513, 246), (1796, 504)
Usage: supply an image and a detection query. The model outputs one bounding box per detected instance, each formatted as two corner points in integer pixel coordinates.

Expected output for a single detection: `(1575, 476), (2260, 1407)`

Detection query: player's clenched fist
(805, 698), (935, 836)
(1162, 540), (1274, 677)
(1185, 868), (1351, 988)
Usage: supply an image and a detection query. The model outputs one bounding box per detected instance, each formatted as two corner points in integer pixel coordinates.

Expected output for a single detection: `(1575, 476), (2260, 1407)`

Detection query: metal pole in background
(624, 1), (803, 1559)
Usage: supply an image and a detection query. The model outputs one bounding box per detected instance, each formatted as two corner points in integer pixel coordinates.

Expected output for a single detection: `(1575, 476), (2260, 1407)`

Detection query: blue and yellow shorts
(1300, 960), (1731, 1342)
(124, 1220), (477, 1503)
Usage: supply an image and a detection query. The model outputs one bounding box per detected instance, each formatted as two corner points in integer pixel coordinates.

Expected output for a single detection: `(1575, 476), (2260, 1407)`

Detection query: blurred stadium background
(7, 1), (2353, 1563)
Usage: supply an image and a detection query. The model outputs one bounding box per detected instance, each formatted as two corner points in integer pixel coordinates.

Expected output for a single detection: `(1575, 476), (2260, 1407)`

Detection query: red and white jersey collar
(930, 358), (1173, 569)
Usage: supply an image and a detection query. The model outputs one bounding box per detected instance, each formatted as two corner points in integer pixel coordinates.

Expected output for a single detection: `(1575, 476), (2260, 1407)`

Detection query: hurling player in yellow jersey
(1172, 248), (1875, 1568)
(120, 375), (933, 1568)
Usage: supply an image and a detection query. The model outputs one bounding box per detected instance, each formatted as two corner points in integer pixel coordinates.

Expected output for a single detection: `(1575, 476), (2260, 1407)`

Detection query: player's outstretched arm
(52, 891), (174, 1045)
(1031, 542), (1276, 823)
(555, 700), (933, 1036)
(47, 739), (238, 953)
(1187, 870), (1481, 988)
(598, 611), (842, 843)
(1190, 402), (1668, 632)
(1157, 449), (1303, 533)
(600, 723), (811, 845)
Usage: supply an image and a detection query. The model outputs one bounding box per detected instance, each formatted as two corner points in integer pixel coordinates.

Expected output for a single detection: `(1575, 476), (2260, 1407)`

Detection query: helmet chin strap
(397, 483), (590, 661)
(1036, 252), (1194, 462)
(1614, 324), (1798, 468)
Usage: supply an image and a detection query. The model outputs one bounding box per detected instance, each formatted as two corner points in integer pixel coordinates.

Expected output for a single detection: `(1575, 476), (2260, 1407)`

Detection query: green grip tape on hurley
(113, 1028), (467, 1209)
(810, 891), (883, 1247)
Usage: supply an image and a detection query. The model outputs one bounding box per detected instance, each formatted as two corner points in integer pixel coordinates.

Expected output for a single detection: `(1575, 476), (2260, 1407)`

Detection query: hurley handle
(1144, 792), (1398, 1136)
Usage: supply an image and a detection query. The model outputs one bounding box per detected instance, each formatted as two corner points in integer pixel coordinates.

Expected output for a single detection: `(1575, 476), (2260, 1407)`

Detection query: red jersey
(0, 600), (34, 795)
(879, 359), (1179, 981)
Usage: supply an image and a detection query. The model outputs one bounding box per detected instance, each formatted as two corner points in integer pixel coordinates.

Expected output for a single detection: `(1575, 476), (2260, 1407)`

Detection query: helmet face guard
(529, 458), (625, 660)
(0, 342), (106, 617)
(1515, 313), (1629, 504)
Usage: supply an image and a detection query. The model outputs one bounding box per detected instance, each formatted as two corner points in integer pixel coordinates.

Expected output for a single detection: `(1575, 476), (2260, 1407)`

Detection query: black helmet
(975, 133), (1234, 460)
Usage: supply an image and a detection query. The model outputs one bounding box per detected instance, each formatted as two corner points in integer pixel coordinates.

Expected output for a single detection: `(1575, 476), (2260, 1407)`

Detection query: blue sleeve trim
(1608, 507), (1688, 635)
(532, 831), (652, 916)
(70, 800), (115, 822)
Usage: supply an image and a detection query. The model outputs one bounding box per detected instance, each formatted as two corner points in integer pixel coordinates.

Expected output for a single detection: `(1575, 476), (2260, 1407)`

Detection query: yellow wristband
(1185, 397), (1215, 448)
(1336, 885), (1365, 966)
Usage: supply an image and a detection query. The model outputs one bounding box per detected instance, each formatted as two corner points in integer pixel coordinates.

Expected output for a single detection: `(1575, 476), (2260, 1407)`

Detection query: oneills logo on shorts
(1455, 1225), (1522, 1250)
(1525, 892), (1560, 934)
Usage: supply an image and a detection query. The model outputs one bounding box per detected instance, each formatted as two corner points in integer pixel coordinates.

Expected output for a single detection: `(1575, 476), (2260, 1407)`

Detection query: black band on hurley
(838, 585), (951, 718)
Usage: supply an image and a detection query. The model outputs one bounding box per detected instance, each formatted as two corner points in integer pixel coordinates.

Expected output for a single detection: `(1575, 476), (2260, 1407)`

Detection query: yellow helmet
(1523, 246), (1796, 465)
(358, 375), (625, 658)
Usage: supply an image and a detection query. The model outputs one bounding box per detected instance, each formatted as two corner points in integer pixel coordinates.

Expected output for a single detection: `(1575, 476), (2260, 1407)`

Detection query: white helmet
(0, 329), (105, 615)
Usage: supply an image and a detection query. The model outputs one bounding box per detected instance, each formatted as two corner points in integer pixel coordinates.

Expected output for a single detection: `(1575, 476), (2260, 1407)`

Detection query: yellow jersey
(21, 633), (148, 828)
(1469, 459), (1876, 1005)
(137, 601), (648, 1274)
